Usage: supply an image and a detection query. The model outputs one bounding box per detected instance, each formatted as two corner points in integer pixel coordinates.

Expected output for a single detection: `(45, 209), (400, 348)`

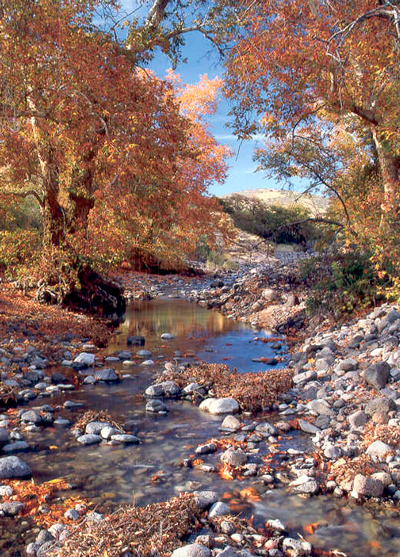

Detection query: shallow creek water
(9, 299), (400, 556)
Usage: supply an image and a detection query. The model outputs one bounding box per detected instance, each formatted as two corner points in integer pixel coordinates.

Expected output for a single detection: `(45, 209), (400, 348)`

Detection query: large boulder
(0, 456), (31, 479)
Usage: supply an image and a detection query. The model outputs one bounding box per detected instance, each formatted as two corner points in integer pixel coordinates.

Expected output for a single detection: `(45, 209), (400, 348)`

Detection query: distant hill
(220, 188), (329, 215)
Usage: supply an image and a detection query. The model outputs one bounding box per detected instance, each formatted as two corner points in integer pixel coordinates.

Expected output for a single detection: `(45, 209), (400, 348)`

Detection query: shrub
(222, 195), (324, 245)
(300, 250), (388, 317)
(0, 230), (41, 277)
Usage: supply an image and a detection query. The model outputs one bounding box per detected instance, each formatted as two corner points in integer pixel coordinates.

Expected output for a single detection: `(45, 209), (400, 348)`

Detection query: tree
(88, 70), (233, 270)
(220, 0), (400, 224)
(0, 0), (232, 301)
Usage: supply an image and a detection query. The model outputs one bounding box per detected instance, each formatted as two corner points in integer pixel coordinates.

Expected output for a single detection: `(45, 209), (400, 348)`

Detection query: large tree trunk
(371, 128), (400, 223)
(39, 180), (125, 315)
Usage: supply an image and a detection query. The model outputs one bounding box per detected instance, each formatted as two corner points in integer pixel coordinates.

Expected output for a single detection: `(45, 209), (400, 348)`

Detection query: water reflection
(118, 299), (240, 339)
(108, 299), (288, 373)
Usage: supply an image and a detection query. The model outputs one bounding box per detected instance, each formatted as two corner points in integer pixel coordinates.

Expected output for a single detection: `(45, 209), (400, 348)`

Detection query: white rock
(161, 333), (175, 340)
(366, 440), (392, 459)
(73, 353), (95, 366)
(199, 398), (239, 415)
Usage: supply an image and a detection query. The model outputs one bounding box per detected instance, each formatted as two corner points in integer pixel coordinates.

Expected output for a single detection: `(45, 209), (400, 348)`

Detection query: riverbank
(1, 260), (400, 557)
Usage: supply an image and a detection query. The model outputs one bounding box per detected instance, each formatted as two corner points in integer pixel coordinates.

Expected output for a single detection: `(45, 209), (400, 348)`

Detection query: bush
(0, 230), (41, 277)
(300, 250), (388, 317)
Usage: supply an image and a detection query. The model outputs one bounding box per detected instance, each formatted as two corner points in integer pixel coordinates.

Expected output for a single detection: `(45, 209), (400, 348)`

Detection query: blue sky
(109, 1), (285, 197)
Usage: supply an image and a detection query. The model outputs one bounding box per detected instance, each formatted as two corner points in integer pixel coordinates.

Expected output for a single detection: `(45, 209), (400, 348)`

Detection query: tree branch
(0, 189), (44, 207)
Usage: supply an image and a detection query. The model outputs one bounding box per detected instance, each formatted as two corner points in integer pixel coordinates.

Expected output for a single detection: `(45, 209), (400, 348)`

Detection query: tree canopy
(0, 0), (232, 295)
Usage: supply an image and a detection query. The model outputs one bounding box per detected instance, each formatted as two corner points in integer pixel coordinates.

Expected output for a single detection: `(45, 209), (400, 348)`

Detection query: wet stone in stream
(3, 297), (400, 557)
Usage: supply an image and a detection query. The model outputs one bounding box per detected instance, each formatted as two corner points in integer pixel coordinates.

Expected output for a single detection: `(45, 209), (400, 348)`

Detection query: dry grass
(162, 363), (293, 412)
(360, 423), (400, 451)
(75, 410), (125, 433)
(328, 454), (379, 487)
(51, 494), (201, 557)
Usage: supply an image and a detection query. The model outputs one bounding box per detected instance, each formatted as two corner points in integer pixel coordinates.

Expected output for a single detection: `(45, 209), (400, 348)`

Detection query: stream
(5, 297), (400, 556)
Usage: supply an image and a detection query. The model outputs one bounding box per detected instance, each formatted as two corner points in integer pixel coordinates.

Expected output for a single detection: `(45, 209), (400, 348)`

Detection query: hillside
(220, 187), (329, 215)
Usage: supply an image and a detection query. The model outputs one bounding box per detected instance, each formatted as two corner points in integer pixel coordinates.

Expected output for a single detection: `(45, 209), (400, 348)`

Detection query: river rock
(282, 538), (312, 556)
(293, 371), (317, 385)
(50, 372), (69, 384)
(0, 501), (25, 516)
(2, 441), (29, 453)
(64, 508), (79, 521)
(352, 474), (384, 498)
(255, 421), (278, 436)
(77, 434), (102, 445)
(21, 410), (42, 424)
(208, 501), (230, 518)
(323, 443), (341, 459)
(127, 335), (145, 346)
(267, 519), (286, 532)
(194, 490), (219, 509)
(110, 434), (140, 444)
(364, 362), (391, 390)
(262, 288), (278, 302)
(290, 475), (319, 494)
(220, 415), (241, 431)
(0, 485), (13, 496)
(196, 443), (216, 455)
(73, 353), (95, 367)
(137, 350), (152, 358)
(26, 542), (40, 555)
(100, 426), (117, 439)
(221, 521), (236, 535)
(146, 400), (168, 413)
(0, 456), (31, 478)
(349, 410), (368, 428)
(86, 422), (110, 435)
(366, 440), (392, 459)
(37, 541), (58, 557)
(199, 398), (239, 415)
(338, 358), (358, 372)
(94, 368), (118, 382)
(365, 397), (396, 416)
(36, 529), (54, 545)
(220, 447), (247, 467)
(307, 399), (334, 416)
(161, 333), (175, 340)
(298, 419), (320, 434)
(145, 381), (180, 398)
(0, 428), (10, 446)
(171, 544), (210, 557)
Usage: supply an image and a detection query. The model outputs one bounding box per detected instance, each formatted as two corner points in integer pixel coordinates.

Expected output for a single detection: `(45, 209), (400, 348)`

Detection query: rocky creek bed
(1, 262), (400, 557)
